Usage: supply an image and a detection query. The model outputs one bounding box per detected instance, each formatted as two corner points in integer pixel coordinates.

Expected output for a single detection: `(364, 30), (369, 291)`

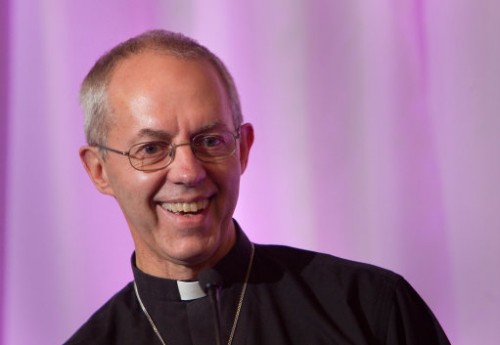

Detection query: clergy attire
(65, 223), (450, 345)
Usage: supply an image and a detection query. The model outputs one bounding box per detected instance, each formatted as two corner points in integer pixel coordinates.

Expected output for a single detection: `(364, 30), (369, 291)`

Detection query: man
(66, 30), (450, 344)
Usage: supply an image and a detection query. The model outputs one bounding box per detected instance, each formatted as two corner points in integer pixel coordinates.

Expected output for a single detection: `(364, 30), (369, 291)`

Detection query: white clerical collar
(177, 280), (207, 301)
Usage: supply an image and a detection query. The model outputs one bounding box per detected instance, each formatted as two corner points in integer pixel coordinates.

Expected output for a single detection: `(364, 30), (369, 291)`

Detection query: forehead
(106, 51), (232, 134)
(110, 50), (220, 84)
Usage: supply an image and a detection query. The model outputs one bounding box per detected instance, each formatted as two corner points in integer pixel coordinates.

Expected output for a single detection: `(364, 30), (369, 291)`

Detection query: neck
(133, 225), (237, 280)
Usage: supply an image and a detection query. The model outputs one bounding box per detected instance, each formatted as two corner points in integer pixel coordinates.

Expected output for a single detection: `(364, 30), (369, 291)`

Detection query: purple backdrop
(2, 1), (500, 344)
(0, 0), (10, 342)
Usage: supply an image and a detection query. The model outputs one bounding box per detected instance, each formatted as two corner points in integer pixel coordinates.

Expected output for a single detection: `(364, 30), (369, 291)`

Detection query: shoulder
(254, 243), (402, 287)
(252, 244), (450, 344)
(63, 282), (138, 345)
(253, 244), (407, 320)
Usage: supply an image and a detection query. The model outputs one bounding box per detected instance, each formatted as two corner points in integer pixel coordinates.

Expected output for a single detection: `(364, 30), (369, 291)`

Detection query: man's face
(81, 51), (253, 278)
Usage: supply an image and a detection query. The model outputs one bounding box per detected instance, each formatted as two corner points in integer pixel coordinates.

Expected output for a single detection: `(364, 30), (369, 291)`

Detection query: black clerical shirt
(65, 224), (450, 345)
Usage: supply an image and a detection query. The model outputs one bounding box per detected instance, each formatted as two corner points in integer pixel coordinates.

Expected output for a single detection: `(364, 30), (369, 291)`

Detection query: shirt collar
(131, 221), (252, 302)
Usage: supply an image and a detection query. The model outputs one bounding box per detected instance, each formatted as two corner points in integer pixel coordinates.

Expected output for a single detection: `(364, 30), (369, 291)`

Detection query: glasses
(95, 128), (240, 172)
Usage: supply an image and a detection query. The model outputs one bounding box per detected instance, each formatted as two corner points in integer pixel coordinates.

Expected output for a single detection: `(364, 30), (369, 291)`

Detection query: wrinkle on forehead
(130, 121), (231, 144)
(105, 51), (234, 146)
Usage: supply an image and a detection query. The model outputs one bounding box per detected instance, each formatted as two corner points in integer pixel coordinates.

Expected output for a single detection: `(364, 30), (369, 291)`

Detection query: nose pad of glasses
(168, 147), (176, 158)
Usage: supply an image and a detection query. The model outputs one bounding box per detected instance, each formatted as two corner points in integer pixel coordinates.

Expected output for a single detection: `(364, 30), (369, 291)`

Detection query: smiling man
(82, 49), (250, 281)
(65, 30), (450, 345)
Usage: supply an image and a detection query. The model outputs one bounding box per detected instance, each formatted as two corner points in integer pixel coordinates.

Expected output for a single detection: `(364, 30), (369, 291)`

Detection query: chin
(161, 237), (217, 265)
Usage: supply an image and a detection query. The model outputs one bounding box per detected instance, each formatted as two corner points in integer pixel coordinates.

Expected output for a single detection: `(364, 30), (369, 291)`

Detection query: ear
(79, 146), (115, 196)
(238, 123), (254, 174)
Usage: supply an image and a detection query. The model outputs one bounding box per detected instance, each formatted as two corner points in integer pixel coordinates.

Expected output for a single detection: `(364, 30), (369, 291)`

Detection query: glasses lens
(129, 141), (172, 171)
(192, 131), (237, 161)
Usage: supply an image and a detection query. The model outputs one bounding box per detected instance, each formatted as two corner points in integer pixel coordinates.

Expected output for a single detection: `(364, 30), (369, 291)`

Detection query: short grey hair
(80, 30), (243, 145)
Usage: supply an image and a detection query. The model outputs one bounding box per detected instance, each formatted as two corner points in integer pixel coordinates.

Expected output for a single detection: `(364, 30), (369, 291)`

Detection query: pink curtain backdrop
(2, 1), (499, 344)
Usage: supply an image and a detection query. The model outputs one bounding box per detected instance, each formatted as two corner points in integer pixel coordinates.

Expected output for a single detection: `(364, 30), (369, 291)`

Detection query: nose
(167, 142), (207, 186)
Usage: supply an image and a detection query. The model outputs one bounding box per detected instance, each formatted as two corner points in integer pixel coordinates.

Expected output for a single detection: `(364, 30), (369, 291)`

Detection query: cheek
(109, 169), (164, 207)
(213, 163), (241, 201)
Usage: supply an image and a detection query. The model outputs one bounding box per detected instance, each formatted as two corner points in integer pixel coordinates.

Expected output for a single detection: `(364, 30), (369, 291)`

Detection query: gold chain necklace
(134, 243), (255, 345)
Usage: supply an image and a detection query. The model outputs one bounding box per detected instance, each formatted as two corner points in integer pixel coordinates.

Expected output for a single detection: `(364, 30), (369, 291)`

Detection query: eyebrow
(132, 121), (230, 143)
(134, 128), (172, 142)
(195, 121), (230, 133)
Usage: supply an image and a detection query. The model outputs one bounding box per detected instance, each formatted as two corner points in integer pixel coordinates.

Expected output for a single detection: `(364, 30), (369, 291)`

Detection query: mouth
(160, 199), (210, 216)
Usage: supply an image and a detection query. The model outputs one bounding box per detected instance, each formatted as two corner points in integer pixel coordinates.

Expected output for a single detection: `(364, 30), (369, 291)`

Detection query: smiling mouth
(161, 199), (210, 215)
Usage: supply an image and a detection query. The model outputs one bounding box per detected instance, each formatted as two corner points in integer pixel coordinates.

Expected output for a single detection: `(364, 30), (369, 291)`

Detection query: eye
(143, 143), (160, 154)
(192, 132), (236, 159)
(197, 134), (225, 148)
(130, 142), (169, 159)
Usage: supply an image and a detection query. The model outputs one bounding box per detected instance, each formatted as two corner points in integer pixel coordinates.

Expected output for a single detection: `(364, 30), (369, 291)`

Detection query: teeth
(162, 199), (209, 214)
